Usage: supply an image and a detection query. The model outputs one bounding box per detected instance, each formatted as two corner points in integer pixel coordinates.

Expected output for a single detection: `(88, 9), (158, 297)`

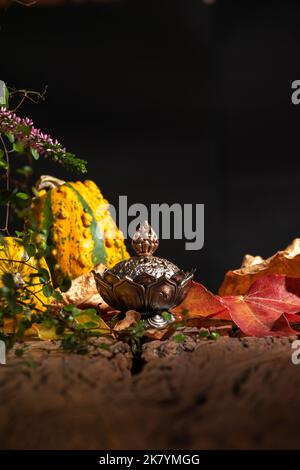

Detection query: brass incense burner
(93, 221), (194, 328)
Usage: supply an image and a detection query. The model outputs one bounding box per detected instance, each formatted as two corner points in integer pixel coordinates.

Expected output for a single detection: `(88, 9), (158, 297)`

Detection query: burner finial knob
(132, 221), (159, 257)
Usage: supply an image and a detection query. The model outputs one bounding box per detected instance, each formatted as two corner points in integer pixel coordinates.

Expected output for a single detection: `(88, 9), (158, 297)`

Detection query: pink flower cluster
(0, 106), (65, 158)
(0, 107), (87, 173)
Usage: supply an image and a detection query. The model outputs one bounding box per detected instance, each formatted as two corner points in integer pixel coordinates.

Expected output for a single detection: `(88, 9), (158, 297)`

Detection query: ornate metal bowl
(93, 221), (194, 328)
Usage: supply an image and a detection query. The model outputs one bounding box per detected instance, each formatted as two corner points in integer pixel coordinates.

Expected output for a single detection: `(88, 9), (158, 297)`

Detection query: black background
(1, 0), (300, 292)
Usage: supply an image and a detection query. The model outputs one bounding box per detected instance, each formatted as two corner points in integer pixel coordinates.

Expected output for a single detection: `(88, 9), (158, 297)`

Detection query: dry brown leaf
(145, 327), (171, 340)
(59, 264), (106, 309)
(219, 238), (300, 296)
(113, 310), (173, 340)
(114, 310), (141, 331)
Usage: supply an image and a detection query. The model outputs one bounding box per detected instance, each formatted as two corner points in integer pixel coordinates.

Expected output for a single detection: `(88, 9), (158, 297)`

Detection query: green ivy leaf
(199, 330), (209, 338)
(62, 305), (81, 317)
(161, 311), (173, 321)
(80, 321), (99, 329)
(13, 141), (24, 153)
(62, 304), (77, 313)
(53, 290), (63, 301)
(31, 186), (39, 198)
(24, 243), (36, 258)
(16, 165), (33, 177)
(130, 320), (146, 339)
(19, 124), (31, 136)
(31, 147), (40, 160)
(2, 273), (16, 289)
(173, 333), (186, 343)
(15, 230), (24, 238)
(5, 132), (14, 143)
(0, 81), (9, 108)
(14, 304), (23, 314)
(0, 152), (5, 173)
(42, 284), (53, 298)
(0, 159), (8, 170)
(15, 192), (29, 200)
(210, 331), (220, 341)
(38, 267), (50, 283)
(82, 308), (97, 317)
(60, 277), (72, 293)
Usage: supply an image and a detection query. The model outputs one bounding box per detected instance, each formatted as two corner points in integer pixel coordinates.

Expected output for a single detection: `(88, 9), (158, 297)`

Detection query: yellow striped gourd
(31, 175), (129, 285)
(0, 237), (51, 310)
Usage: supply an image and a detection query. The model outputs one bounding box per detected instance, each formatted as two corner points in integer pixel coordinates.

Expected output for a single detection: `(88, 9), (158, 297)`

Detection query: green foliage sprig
(0, 81), (86, 235)
(0, 81), (101, 353)
(0, 250), (113, 353)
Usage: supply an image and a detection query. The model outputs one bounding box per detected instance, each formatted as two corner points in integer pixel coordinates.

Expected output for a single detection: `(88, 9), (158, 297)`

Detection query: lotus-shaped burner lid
(94, 221), (194, 328)
(110, 221), (183, 283)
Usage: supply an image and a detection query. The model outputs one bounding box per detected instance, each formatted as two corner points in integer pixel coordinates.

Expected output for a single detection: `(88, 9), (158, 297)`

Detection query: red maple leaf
(171, 281), (228, 319)
(219, 275), (300, 336)
(173, 276), (300, 337)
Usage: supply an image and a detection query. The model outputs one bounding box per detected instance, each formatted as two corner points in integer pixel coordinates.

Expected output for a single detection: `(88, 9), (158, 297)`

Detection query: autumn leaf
(114, 310), (141, 331)
(31, 310), (111, 341)
(1, 315), (38, 337)
(220, 275), (300, 337)
(31, 323), (59, 341)
(113, 310), (168, 341)
(171, 281), (228, 319)
(74, 312), (111, 335)
(145, 326), (171, 340)
(1, 317), (18, 334)
(219, 238), (300, 296)
(58, 264), (106, 309)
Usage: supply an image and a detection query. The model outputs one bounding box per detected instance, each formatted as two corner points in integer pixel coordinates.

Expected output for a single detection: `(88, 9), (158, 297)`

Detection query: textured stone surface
(0, 335), (300, 449)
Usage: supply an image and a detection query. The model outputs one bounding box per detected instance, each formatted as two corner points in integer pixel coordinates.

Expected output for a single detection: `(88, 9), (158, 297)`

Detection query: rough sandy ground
(0, 334), (299, 450)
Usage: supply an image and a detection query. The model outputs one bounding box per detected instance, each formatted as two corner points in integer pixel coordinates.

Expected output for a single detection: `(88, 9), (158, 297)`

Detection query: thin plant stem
(0, 257), (39, 271)
(10, 87), (47, 112)
(0, 135), (10, 235)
